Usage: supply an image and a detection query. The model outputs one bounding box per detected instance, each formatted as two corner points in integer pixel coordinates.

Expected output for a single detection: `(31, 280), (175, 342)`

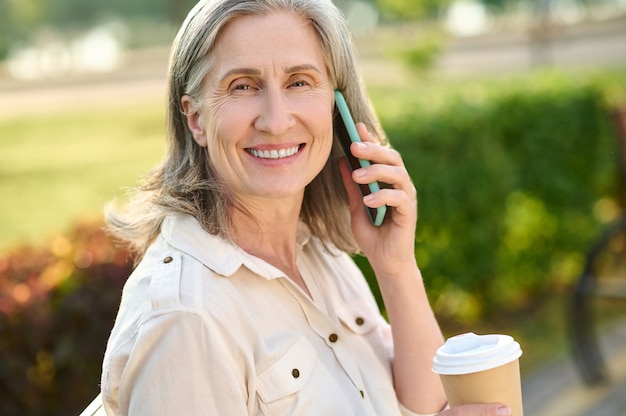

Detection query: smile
(247, 145), (301, 160)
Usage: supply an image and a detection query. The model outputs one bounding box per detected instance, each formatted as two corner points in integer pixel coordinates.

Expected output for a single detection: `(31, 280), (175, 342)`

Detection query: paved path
(522, 321), (626, 415)
(0, 48), (168, 120)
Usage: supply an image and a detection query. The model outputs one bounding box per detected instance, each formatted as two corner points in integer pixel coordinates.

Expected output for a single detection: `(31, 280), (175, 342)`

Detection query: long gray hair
(106, 0), (387, 260)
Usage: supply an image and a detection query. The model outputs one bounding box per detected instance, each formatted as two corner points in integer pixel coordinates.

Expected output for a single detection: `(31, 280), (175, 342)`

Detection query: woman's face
(183, 11), (334, 207)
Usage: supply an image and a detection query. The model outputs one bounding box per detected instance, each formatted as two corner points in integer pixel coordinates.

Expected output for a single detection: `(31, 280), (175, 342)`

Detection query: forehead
(209, 11), (327, 77)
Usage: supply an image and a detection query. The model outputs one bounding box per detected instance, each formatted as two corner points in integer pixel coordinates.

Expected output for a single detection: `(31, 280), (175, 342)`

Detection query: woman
(101, 1), (511, 415)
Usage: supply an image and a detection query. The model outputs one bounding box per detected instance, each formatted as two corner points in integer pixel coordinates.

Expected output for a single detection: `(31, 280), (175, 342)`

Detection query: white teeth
(249, 145), (300, 159)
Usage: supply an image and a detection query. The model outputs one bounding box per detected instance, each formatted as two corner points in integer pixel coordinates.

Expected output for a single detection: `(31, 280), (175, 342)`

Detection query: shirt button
(292, 368), (300, 378)
(329, 333), (338, 343)
(163, 256), (173, 264)
(355, 317), (365, 326)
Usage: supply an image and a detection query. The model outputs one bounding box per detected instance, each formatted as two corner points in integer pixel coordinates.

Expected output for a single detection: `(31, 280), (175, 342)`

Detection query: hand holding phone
(334, 90), (387, 227)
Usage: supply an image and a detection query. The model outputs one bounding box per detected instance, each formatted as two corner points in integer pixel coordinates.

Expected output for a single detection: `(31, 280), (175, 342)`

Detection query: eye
(290, 80), (307, 88)
(229, 79), (257, 94)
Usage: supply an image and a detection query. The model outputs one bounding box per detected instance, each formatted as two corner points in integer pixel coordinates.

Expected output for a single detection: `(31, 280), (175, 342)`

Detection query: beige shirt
(101, 214), (435, 416)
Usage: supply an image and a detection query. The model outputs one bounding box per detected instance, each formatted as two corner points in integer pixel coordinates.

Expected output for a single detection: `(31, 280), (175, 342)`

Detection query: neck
(230, 196), (302, 273)
(230, 198), (312, 298)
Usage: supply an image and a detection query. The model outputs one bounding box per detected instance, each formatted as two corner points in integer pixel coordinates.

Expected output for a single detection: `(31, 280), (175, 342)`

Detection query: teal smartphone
(334, 90), (387, 227)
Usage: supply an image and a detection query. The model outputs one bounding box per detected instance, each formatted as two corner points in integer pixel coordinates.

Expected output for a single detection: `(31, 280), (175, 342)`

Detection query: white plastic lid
(432, 333), (522, 375)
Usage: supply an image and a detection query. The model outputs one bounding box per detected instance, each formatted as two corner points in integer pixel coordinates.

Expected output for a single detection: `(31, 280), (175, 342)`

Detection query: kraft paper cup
(432, 333), (524, 416)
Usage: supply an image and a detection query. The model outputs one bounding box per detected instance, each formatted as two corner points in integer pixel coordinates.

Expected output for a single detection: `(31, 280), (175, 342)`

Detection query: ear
(181, 95), (208, 147)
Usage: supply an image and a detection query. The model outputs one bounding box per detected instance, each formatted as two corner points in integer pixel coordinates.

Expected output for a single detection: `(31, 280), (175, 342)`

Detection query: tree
(374, 0), (451, 20)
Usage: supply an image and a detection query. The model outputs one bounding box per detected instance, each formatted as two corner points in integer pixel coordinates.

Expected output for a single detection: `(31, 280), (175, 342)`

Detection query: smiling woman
(181, 11), (335, 221)
(99, 1), (509, 416)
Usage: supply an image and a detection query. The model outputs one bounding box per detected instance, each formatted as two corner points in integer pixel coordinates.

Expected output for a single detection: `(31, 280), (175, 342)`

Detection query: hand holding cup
(432, 333), (524, 416)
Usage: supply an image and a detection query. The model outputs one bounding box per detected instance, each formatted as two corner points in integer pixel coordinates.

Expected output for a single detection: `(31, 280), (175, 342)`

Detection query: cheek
(204, 98), (252, 156)
(295, 95), (334, 145)
(206, 96), (237, 134)
(312, 109), (334, 152)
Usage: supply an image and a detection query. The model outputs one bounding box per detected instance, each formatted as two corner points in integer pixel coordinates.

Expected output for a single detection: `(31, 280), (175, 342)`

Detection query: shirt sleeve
(105, 310), (251, 416)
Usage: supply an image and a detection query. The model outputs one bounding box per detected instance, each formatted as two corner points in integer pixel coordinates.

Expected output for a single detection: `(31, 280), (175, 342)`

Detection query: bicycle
(570, 106), (626, 386)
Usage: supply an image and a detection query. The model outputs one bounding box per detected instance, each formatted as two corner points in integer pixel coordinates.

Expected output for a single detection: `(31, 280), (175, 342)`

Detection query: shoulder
(103, 229), (256, 366)
(101, 233), (258, 403)
(113, 232), (249, 331)
(100, 235), (257, 414)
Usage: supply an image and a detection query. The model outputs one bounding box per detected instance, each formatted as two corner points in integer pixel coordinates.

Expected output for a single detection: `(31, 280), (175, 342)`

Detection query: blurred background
(1, 0), (626, 415)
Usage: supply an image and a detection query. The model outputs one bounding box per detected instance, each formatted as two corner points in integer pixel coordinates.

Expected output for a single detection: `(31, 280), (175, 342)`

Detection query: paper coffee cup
(432, 333), (523, 415)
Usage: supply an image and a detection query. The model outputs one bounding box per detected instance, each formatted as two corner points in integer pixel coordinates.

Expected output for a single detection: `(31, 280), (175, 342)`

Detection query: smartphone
(334, 90), (387, 227)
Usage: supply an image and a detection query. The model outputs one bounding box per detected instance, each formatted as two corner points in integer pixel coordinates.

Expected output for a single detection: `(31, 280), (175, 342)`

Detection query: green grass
(0, 104), (166, 249)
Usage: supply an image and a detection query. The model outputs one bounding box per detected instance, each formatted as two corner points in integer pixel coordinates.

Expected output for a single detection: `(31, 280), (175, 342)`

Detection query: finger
(364, 188), (412, 211)
(352, 164), (417, 220)
(353, 163), (415, 194)
(356, 122), (376, 143)
(351, 122), (418, 224)
(364, 188), (417, 225)
(350, 141), (403, 168)
(352, 123), (403, 167)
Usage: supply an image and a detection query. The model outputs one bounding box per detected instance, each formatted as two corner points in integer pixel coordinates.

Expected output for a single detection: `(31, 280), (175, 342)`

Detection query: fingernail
(355, 142), (367, 150)
(354, 168), (366, 178)
(496, 405), (511, 416)
(363, 194), (375, 203)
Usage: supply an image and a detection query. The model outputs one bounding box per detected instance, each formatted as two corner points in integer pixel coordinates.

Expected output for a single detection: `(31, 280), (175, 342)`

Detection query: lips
(247, 144), (302, 160)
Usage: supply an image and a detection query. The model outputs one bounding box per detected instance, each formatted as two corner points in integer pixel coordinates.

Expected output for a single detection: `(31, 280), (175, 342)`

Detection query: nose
(254, 88), (295, 135)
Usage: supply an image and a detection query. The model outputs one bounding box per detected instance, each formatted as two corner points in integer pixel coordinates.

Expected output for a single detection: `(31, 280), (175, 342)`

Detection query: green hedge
(0, 221), (132, 416)
(365, 70), (624, 321)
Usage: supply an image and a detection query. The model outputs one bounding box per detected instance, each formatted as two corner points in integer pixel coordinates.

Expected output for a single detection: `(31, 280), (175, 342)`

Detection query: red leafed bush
(0, 219), (132, 416)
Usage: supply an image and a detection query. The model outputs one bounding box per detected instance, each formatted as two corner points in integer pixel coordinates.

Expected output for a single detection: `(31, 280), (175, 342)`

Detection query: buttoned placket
(159, 216), (393, 415)
(278, 272), (377, 414)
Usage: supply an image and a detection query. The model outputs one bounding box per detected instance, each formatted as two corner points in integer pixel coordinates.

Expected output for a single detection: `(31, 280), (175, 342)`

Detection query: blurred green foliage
(374, 0), (449, 20)
(391, 30), (446, 73)
(0, 0), (197, 58)
(2, 0), (197, 29)
(366, 69), (625, 322)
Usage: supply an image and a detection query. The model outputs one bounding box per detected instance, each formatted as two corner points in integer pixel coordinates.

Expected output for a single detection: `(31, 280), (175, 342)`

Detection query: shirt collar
(161, 214), (312, 279)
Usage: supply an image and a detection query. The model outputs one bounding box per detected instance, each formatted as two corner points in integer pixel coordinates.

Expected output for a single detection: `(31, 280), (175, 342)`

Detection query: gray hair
(106, 0), (387, 259)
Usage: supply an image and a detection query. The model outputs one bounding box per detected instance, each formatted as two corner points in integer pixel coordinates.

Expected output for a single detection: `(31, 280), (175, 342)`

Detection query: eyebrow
(218, 64), (322, 84)
(284, 64), (322, 75)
